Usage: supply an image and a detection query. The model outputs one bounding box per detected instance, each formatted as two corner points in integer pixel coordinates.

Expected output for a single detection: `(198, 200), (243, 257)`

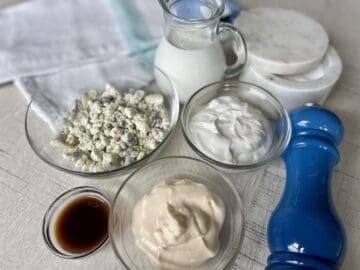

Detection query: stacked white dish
(235, 8), (342, 111)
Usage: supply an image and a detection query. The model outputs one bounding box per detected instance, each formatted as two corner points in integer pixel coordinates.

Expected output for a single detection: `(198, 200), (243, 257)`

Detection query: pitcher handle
(217, 22), (247, 78)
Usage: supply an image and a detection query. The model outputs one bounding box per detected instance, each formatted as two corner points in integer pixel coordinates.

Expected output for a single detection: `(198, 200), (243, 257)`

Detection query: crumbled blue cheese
(53, 84), (170, 172)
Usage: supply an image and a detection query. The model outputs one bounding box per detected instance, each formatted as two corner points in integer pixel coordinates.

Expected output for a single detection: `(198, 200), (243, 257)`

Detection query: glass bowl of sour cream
(181, 80), (291, 171)
(109, 156), (245, 270)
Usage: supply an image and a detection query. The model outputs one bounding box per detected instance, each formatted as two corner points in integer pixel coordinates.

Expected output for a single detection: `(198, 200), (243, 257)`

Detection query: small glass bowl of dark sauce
(42, 186), (111, 259)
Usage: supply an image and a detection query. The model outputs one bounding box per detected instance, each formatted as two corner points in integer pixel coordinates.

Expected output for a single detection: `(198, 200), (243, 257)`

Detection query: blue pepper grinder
(266, 105), (347, 270)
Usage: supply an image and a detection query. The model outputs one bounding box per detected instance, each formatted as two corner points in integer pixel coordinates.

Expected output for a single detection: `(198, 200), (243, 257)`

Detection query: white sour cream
(190, 96), (273, 164)
(132, 179), (225, 269)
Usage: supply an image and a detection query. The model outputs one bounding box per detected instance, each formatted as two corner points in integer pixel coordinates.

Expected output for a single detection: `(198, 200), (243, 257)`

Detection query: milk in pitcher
(154, 0), (247, 104)
(155, 37), (226, 103)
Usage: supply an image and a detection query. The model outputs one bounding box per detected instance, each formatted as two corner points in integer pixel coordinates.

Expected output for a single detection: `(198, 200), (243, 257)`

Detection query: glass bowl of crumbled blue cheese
(25, 58), (179, 176)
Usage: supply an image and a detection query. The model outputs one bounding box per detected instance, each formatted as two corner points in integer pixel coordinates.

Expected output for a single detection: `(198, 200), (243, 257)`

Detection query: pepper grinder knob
(266, 105), (346, 270)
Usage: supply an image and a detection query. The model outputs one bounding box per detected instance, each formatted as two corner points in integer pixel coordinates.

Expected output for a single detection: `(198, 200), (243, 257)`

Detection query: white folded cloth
(0, 0), (163, 84)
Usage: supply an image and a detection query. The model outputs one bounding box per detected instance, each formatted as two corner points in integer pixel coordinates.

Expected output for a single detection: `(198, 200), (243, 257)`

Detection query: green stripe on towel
(111, 0), (159, 62)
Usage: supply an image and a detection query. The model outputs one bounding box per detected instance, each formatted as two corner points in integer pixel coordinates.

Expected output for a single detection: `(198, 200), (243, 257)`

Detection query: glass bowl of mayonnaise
(109, 156), (245, 270)
(181, 80), (291, 171)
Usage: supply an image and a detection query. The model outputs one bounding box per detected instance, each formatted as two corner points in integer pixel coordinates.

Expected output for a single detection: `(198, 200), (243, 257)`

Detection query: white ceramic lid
(235, 8), (329, 75)
(239, 46), (342, 111)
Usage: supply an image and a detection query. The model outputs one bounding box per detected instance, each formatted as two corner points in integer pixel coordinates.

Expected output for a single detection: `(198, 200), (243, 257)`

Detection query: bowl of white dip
(109, 156), (244, 270)
(181, 80), (291, 171)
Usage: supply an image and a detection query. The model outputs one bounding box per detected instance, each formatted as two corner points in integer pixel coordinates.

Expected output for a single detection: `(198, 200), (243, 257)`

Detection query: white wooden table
(1, 1), (360, 269)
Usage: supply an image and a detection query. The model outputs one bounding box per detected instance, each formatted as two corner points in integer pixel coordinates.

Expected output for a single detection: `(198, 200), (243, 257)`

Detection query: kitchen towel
(0, 0), (153, 84)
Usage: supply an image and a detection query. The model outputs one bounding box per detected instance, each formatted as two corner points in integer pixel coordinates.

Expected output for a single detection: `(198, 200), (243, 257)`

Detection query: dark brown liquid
(54, 196), (109, 253)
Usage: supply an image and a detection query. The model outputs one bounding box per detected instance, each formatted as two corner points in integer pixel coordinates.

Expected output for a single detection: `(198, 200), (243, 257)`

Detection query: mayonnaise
(132, 179), (225, 269)
(190, 96), (273, 164)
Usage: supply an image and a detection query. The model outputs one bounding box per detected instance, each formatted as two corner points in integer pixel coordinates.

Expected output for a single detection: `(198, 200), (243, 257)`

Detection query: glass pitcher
(154, 0), (247, 103)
